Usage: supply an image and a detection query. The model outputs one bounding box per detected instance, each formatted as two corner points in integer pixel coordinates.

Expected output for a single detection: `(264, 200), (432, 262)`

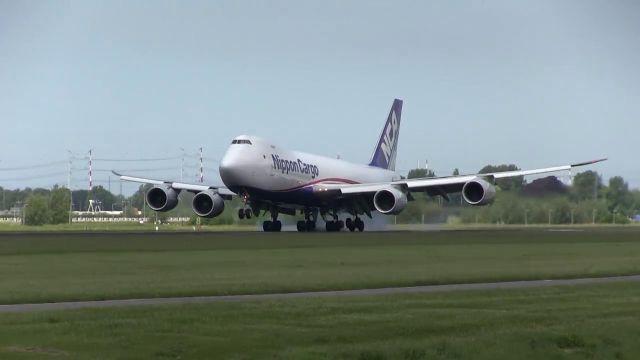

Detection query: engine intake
(462, 178), (496, 206)
(192, 190), (225, 218)
(373, 187), (408, 215)
(146, 186), (179, 212)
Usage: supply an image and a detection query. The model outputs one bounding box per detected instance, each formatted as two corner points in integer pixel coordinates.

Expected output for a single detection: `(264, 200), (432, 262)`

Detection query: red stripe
(272, 178), (360, 192)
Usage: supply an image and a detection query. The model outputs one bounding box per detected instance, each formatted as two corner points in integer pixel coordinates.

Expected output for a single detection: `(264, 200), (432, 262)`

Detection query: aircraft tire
(297, 221), (306, 232)
(325, 221), (334, 232)
(305, 220), (315, 231)
(263, 221), (272, 232)
(244, 208), (252, 219)
(238, 209), (245, 219)
(273, 220), (282, 232)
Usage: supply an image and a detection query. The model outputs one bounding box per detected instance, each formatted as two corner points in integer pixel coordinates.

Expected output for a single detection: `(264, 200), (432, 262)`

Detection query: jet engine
(192, 190), (225, 218)
(145, 186), (179, 212)
(462, 178), (496, 206)
(373, 187), (408, 214)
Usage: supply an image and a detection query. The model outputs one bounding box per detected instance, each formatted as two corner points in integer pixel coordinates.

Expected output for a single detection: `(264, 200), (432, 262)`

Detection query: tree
(606, 176), (631, 213)
(522, 176), (567, 197)
(25, 194), (50, 225)
(407, 168), (436, 179)
(49, 186), (71, 224)
(479, 164), (523, 191)
(571, 171), (602, 201)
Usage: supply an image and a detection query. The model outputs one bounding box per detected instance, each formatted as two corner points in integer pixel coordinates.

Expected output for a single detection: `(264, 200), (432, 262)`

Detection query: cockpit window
(232, 139), (252, 145)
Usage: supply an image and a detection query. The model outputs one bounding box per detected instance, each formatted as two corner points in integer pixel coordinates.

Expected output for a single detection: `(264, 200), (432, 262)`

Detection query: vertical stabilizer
(368, 99), (403, 171)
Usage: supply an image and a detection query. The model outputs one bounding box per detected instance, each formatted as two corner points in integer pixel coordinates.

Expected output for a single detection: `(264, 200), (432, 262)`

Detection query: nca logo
(380, 111), (399, 162)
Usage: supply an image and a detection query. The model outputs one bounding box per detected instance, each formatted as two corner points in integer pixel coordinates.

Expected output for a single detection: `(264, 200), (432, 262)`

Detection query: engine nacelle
(373, 187), (408, 215)
(192, 190), (225, 218)
(146, 186), (179, 212)
(462, 178), (496, 206)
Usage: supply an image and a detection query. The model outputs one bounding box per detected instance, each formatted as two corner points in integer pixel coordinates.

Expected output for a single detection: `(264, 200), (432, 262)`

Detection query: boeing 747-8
(115, 99), (605, 232)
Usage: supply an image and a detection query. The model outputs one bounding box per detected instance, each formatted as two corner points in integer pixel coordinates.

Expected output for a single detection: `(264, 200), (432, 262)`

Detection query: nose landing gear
(263, 207), (282, 232)
(263, 220), (282, 232)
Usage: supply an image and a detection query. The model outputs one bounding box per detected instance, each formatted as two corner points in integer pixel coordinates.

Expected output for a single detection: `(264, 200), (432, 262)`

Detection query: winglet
(570, 158), (608, 168)
(112, 170), (122, 177)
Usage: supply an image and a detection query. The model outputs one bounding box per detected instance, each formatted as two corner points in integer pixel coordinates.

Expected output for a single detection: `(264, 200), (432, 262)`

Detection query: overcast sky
(1, 0), (638, 194)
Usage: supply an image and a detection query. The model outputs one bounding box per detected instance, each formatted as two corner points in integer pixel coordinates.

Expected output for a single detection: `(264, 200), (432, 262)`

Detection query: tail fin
(368, 99), (403, 171)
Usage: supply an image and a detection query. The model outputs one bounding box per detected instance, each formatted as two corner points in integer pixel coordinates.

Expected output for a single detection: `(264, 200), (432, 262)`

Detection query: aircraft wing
(314, 159), (607, 196)
(112, 171), (236, 197)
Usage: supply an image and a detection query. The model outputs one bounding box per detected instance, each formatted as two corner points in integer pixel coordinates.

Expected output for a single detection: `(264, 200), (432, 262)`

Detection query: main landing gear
(237, 208), (252, 219)
(345, 217), (365, 232)
(324, 214), (365, 232)
(297, 209), (317, 232)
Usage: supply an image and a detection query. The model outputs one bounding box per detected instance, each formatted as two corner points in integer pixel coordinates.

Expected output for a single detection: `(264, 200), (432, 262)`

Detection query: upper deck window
(232, 139), (252, 145)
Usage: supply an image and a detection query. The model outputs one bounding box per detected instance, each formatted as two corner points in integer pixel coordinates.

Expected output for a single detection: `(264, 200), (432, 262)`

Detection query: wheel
(325, 221), (342, 232)
(244, 208), (252, 219)
(356, 218), (364, 232)
(263, 221), (272, 232)
(273, 220), (282, 232)
(345, 218), (353, 227)
(325, 221), (334, 232)
(306, 220), (315, 231)
(297, 220), (306, 232)
(238, 208), (245, 219)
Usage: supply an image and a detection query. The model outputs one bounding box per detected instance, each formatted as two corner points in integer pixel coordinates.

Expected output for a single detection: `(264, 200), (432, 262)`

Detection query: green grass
(1, 282), (639, 359)
(1, 228), (640, 304)
(0, 222), (256, 232)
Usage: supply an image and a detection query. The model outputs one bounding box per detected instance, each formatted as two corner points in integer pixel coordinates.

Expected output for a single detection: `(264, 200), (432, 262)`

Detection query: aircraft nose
(219, 150), (251, 187)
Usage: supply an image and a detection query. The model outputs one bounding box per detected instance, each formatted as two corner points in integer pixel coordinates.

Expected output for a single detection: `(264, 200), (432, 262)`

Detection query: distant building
(632, 214), (640, 222)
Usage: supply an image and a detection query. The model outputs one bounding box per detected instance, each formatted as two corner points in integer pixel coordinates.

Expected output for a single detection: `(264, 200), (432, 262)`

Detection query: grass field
(1, 228), (639, 304)
(1, 282), (639, 359)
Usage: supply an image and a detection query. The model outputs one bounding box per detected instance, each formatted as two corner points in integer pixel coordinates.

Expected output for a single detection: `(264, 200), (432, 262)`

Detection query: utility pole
(524, 209), (528, 226)
(67, 150), (73, 224)
(88, 149), (93, 192)
(199, 147), (204, 183)
(180, 147), (185, 182)
(548, 209), (552, 225)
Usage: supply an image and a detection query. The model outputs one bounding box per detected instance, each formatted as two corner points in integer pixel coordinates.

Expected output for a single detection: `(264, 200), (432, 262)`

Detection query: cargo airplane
(115, 99), (605, 232)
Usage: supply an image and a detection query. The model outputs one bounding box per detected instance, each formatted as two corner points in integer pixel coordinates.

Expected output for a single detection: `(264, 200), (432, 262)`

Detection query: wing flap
(317, 158), (607, 196)
(113, 171), (236, 196)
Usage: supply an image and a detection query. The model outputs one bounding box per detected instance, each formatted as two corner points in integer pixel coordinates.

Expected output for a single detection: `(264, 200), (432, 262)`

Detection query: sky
(1, 0), (639, 195)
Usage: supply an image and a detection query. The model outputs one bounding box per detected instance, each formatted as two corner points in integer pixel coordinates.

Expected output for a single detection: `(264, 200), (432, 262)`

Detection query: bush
(25, 194), (51, 226)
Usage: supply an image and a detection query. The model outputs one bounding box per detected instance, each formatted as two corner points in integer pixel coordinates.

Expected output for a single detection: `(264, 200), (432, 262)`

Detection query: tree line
(1, 165), (638, 226)
(398, 166), (640, 225)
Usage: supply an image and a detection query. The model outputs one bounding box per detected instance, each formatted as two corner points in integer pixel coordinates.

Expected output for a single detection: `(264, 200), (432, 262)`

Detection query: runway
(2, 274), (639, 314)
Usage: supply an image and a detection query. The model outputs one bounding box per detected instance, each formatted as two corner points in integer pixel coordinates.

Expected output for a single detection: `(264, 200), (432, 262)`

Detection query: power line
(0, 172), (67, 182)
(93, 156), (181, 162)
(0, 161), (67, 172)
(72, 167), (179, 172)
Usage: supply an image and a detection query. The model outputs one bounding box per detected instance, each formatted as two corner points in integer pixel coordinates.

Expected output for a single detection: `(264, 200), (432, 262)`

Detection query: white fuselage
(219, 135), (400, 205)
